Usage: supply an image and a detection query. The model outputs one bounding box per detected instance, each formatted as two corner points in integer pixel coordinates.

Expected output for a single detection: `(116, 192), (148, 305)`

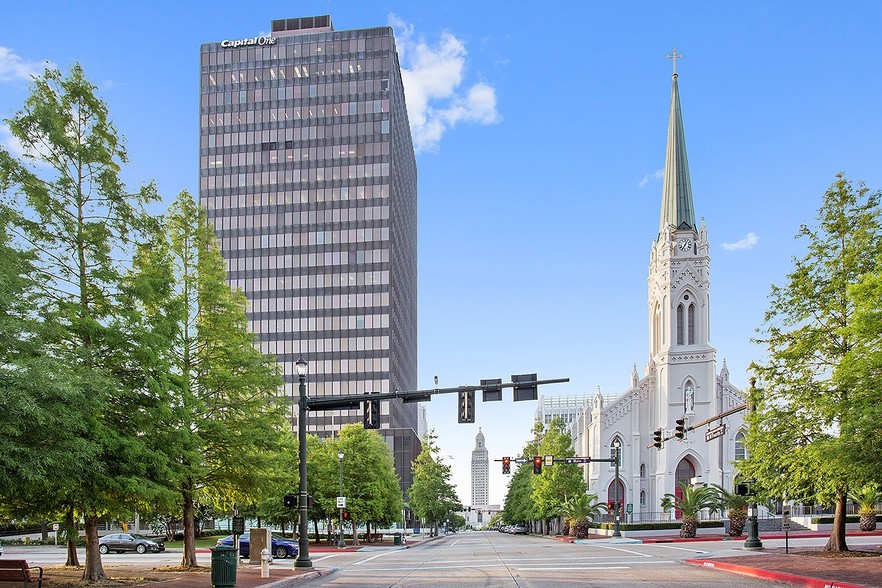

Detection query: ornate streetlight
(612, 438), (622, 538)
(294, 358), (313, 568)
(337, 451), (346, 548)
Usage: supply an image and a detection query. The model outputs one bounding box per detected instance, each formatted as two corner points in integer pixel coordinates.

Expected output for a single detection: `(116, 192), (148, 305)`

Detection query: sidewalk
(584, 529), (882, 588)
(41, 537), (432, 587)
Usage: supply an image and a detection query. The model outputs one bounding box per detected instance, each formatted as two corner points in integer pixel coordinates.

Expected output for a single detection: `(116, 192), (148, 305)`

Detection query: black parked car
(98, 533), (165, 554)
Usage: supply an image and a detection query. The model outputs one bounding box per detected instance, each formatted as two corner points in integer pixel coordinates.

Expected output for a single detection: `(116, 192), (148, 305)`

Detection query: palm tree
(850, 486), (881, 532)
(661, 483), (721, 538)
(561, 493), (606, 539)
(711, 484), (748, 537)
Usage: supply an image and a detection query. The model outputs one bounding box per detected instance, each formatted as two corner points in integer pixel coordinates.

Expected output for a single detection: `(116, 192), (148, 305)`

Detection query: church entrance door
(674, 457), (696, 519)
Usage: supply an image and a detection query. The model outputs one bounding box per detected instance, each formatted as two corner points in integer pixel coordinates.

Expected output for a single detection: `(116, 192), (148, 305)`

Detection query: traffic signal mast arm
(645, 402), (748, 448)
(304, 377), (570, 411)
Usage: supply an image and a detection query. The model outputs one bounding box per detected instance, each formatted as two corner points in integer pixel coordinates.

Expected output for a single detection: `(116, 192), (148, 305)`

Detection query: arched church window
(610, 436), (623, 464)
(639, 463), (646, 478)
(734, 430), (746, 461)
(640, 490), (646, 506)
(676, 304), (684, 345)
(688, 303), (695, 344)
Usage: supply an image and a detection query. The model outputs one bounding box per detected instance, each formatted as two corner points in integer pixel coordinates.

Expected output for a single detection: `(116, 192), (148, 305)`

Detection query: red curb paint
(686, 558), (870, 588)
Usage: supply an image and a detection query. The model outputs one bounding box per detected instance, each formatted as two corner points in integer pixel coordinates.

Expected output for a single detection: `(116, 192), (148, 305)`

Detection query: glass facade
(199, 16), (419, 489)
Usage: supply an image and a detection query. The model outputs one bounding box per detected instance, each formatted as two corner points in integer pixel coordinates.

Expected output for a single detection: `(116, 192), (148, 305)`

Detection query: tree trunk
(64, 508), (79, 567)
(823, 491), (849, 552)
(181, 487), (198, 567)
(81, 516), (106, 581)
(314, 519), (321, 543)
(352, 518), (360, 545)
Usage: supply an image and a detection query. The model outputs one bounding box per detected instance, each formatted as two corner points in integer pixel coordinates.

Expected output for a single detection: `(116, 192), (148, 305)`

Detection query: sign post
(782, 504), (791, 553)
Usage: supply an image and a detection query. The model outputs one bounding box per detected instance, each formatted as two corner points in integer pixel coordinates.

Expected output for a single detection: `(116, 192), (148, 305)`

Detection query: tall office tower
(199, 15), (420, 494)
(470, 428), (489, 507)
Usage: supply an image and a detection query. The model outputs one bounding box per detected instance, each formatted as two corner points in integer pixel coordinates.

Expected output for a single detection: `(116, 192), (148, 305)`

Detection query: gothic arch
(607, 478), (626, 506)
(734, 429), (746, 461)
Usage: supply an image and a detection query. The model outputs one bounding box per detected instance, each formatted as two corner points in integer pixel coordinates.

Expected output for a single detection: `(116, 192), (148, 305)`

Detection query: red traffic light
(342, 510), (350, 520)
(533, 456), (543, 474)
(502, 456), (511, 474)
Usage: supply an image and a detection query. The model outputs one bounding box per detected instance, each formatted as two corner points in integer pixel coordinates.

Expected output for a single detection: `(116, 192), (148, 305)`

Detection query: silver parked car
(98, 533), (165, 554)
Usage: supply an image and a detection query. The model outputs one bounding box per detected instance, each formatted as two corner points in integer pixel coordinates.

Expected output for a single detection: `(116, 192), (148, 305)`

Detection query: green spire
(659, 70), (696, 234)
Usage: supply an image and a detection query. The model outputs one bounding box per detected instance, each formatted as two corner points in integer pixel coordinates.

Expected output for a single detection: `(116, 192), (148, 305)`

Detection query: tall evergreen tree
(1, 63), (162, 580)
(337, 425), (403, 543)
(742, 174), (882, 552)
(125, 190), (289, 566)
(531, 418), (586, 534)
(409, 430), (460, 537)
(0, 169), (96, 533)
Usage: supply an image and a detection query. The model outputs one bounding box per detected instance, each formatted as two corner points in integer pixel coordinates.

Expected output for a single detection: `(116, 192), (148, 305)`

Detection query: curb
(257, 567), (336, 587)
(686, 558), (870, 588)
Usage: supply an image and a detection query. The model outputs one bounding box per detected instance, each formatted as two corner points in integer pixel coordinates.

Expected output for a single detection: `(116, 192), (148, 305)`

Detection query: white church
(569, 59), (746, 518)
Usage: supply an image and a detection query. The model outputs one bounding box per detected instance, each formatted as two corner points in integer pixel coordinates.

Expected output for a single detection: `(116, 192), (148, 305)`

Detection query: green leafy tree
(0, 177), (97, 544)
(741, 174), (882, 552)
(531, 418), (586, 534)
(337, 425), (403, 543)
(2, 63), (165, 580)
(409, 430), (461, 537)
(660, 483), (721, 538)
(501, 421), (544, 527)
(125, 190), (289, 566)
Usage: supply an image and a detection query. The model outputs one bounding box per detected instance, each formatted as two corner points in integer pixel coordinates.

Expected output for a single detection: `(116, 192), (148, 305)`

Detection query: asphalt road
(6, 532), (881, 588)
(300, 532), (772, 588)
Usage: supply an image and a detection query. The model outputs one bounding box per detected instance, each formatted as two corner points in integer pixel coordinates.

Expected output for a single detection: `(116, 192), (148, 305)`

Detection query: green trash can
(210, 545), (237, 587)
(393, 533), (402, 546)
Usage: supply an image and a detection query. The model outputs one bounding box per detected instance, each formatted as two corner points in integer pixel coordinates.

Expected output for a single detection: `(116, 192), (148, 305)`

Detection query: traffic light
(734, 483), (750, 496)
(533, 455), (542, 474)
(502, 456), (511, 474)
(653, 428), (663, 449)
(675, 418), (686, 440)
(607, 500), (617, 513)
(458, 390), (475, 423)
(363, 392), (380, 429)
(283, 494), (297, 509)
(342, 510), (351, 521)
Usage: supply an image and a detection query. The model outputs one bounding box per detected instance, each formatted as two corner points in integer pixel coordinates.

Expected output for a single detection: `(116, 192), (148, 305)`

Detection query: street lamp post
(743, 377), (763, 550)
(612, 438), (622, 538)
(337, 451), (346, 548)
(294, 358), (313, 568)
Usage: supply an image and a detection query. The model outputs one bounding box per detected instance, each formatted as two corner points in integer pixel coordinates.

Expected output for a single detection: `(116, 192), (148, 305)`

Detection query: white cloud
(721, 232), (759, 251)
(0, 123), (26, 158)
(0, 47), (45, 82)
(389, 15), (500, 153)
(639, 169), (664, 188)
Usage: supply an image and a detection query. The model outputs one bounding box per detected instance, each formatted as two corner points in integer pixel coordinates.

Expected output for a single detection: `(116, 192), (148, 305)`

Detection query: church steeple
(659, 49), (696, 235)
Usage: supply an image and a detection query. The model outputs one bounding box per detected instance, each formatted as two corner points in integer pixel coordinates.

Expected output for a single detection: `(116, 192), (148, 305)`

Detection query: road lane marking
(518, 566), (632, 570)
(588, 544), (652, 557)
(350, 550), (401, 565)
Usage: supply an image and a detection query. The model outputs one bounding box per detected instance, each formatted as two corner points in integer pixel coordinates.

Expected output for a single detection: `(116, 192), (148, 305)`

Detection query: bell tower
(647, 52), (720, 490)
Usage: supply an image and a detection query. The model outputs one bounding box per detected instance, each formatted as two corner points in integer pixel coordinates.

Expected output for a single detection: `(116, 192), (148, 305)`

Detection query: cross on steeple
(666, 48), (683, 76)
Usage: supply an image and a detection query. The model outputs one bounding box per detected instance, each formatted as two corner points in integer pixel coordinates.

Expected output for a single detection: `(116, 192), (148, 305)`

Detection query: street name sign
(705, 423), (726, 442)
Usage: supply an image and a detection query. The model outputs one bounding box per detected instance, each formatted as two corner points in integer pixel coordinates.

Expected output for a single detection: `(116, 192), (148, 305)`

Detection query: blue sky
(2, 1), (881, 507)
